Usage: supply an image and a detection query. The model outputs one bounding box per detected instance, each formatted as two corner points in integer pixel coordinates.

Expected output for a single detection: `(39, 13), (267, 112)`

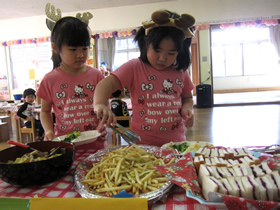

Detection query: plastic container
(13, 94), (23, 100)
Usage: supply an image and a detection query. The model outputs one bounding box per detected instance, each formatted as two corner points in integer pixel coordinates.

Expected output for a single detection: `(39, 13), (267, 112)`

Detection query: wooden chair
(16, 117), (36, 143)
(111, 116), (131, 146)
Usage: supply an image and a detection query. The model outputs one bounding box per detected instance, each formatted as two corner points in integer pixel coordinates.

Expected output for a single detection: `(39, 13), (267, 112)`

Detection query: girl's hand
(94, 104), (117, 132)
(181, 109), (194, 128)
(96, 125), (107, 142)
(44, 130), (56, 141)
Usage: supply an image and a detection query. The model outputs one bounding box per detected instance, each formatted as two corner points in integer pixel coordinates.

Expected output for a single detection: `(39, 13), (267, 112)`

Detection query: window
(114, 37), (140, 70)
(9, 42), (53, 90)
(211, 26), (279, 77)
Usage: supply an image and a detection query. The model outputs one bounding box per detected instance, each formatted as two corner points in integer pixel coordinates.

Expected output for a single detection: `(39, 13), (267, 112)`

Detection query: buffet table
(0, 147), (207, 210)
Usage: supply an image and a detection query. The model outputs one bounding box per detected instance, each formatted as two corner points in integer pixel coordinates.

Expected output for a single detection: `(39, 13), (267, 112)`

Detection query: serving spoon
(7, 141), (48, 157)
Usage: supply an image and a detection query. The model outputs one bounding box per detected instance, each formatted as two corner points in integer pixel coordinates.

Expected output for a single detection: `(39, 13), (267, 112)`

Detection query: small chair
(16, 117), (36, 143)
(111, 116), (131, 146)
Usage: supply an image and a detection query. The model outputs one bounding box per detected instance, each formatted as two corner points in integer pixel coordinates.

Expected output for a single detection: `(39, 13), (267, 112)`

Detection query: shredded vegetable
(64, 131), (81, 142)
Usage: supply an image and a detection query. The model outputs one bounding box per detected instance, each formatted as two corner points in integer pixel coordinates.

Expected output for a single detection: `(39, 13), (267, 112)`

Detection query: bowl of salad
(0, 141), (75, 186)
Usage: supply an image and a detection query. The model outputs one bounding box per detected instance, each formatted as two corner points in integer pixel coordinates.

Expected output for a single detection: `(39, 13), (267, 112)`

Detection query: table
(0, 147), (205, 210)
(0, 104), (19, 112)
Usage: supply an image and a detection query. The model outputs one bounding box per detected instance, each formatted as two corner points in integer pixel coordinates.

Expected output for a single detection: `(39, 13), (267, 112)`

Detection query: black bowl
(0, 141), (75, 186)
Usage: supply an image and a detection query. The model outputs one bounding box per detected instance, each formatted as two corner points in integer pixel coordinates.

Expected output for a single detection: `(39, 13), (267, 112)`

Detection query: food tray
(185, 150), (280, 207)
(186, 190), (225, 207)
(74, 145), (174, 206)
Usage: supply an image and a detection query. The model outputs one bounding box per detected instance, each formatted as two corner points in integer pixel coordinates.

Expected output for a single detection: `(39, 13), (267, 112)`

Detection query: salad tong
(94, 112), (141, 145)
(110, 122), (141, 145)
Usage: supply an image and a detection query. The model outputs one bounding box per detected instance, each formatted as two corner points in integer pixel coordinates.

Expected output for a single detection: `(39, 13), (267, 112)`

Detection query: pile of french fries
(82, 145), (175, 196)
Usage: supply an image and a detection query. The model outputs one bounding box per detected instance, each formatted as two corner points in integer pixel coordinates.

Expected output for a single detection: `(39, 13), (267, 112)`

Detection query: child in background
(37, 4), (107, 149)
(110, 89), (130, 127)
(94, 10), (195, 147)
(17, 88), (44, 141)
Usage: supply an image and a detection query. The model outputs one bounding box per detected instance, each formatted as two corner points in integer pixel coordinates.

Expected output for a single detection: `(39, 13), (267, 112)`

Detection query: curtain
(269, 25), (280, 63)
(107, 38), (116, 71)
(97, 37), (116, 71)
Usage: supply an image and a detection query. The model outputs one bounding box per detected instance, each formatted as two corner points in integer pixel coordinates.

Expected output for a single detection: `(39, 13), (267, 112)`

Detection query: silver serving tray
(74, 145), (174, 206)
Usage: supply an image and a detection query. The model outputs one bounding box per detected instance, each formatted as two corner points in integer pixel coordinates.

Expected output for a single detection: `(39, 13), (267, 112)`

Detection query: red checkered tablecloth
(0, 148), (207, 210)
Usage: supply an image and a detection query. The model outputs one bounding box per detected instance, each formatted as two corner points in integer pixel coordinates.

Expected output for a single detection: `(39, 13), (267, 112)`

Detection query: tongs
(94, 112), (141, 145)
(249, 144), (280, 154)
(110, 123), (141, 145)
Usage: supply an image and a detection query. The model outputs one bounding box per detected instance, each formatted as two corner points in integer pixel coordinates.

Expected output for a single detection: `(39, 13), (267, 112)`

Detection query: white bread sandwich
(244, 154), (261, 165)
(255, 176), (274, 201)
(249, 165), (265, 178)
(202, 176), (231, 200)
(198, 164), (213, 183)
(227, 176), (247, 198)
(214, 157), (227, 167)
(223, 148), (234, 159)
(214, 148), (225, 158)
(225, 159), (239, 168)
(221, 167), (237, 177)
(193, 155), (205, 170)
(233, 164), (252, 176)
(258, 162), (272, 174)
(210, 166), (226, 179)
(205, 157), (216, 166)
(241, 175), (260, 200)
(265, 171), (280, 201)
(195, 147), (208, 156)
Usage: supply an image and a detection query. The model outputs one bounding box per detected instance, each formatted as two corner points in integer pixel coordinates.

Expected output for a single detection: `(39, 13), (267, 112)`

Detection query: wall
(198, 30), (211, 85)
(1, 0), (280, 41)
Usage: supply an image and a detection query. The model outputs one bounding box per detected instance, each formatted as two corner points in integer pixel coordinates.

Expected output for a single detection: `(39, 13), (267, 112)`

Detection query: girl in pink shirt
(37, 15), (107, 149)
(94, 10), (195, 146)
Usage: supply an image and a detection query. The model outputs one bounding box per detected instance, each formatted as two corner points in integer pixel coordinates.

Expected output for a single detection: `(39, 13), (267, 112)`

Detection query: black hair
(51, 17), (91, 68)
(23, 88), (36, 98)
(112, 90), (122, 98)
(134, 10), (193, 71)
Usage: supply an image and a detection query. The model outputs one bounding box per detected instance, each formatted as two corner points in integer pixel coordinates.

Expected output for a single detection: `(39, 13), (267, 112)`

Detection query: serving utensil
(47, 146), (62, 157)
(249, 144), (280, 154)
(110, 123), (141, 145)
(94, 112), (141, 145)
(7, 141), (47, 157)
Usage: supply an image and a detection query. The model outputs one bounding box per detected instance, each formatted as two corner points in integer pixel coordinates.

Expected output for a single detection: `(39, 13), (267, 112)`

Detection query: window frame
(211, 25), (277, 78)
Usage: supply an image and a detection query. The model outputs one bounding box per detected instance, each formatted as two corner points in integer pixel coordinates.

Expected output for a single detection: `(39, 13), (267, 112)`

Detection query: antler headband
(142, 10), (195, 38)
(45, 3), (93, 31)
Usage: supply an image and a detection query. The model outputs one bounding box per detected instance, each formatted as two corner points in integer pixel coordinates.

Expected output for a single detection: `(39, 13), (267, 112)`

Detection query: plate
(161, 141), (214, 154)
(74, 145), (174, 206)
(53, 130), (101, 146)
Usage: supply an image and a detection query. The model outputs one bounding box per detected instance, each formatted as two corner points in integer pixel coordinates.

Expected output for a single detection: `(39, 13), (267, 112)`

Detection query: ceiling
(0, 0), (174, 21)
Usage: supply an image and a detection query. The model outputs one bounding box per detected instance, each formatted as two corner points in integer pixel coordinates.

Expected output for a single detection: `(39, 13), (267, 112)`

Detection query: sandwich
(255, 176), (274, 201)
(202, 176), (231, 200)
(227, 176), (246, 198)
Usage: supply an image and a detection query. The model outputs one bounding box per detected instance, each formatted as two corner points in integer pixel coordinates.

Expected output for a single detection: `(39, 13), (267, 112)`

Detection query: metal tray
(74, 145), (174, 206)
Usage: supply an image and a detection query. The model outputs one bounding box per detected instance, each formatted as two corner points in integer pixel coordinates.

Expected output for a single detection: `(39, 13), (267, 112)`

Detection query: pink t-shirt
(112, 58), (194, 147)
(36, 66), (106, 149)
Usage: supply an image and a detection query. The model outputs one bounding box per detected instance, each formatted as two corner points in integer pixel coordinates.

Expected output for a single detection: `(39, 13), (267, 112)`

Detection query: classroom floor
(0, 90), (279, 150)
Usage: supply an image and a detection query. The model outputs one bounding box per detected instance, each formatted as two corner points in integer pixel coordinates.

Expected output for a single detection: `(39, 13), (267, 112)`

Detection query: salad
(64, 131), (81, 142)
(161, 141), (214, 154)
(171, 142), (190, 153)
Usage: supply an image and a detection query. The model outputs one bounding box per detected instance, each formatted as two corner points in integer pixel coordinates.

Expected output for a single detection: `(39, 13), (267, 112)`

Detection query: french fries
(82, 145), (175, 196)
